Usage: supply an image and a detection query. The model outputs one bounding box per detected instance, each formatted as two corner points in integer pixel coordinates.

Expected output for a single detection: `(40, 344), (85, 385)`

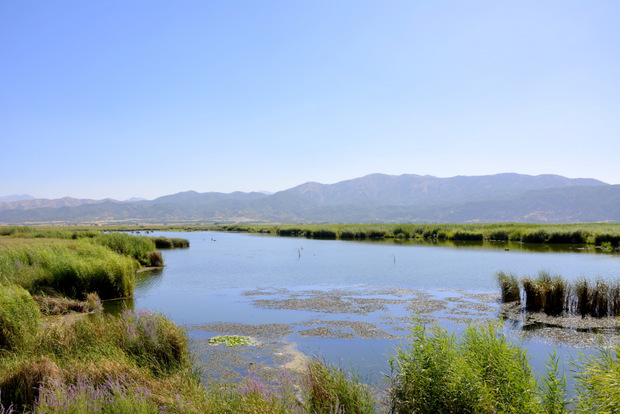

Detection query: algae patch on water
(208, 335), (257, 347)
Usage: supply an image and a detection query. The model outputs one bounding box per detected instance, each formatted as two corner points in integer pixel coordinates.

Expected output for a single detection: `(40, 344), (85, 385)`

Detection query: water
(109, 231), (620, 389)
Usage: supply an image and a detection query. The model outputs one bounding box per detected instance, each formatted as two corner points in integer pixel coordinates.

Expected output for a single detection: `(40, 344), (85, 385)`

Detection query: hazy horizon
(0, 171), (613, 202)
(2, 1), (619, 200)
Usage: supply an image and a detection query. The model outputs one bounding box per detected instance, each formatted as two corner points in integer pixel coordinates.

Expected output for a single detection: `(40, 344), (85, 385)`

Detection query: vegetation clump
(32, 292), (102, 316)
(208, 335), (257, 347)
(150, 236), (190, 249)
(496, 271), (520, 304)
(388, 318), (539, 413)
(498, 272), (620, 318)
(0, 284), (40, 351)
(304, 358), (375, 414)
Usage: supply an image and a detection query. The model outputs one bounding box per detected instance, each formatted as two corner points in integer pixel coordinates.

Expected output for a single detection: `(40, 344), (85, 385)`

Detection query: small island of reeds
(497, 271), (620, 318)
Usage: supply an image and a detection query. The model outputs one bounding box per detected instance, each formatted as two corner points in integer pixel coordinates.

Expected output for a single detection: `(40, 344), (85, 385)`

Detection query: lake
(107, 231), (620, 389)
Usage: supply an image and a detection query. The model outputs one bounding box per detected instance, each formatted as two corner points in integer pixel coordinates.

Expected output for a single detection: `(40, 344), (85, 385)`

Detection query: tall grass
(150, 236), (190, 249)
(91, 233), (156, 266)
(207, 222), (620, 247)
(539, 350), (569, 414)
(388, 318), (539, 413)
(496, 271), (520, 303)
(117, 310), (188, 375)
(0, 242), (137, 300)
(498, 272), (620, 318)
(573, 346), (620, 413)
(305, 358), (375, 414)
(34, 376), (159, 414)
(0, 284), (40, 351)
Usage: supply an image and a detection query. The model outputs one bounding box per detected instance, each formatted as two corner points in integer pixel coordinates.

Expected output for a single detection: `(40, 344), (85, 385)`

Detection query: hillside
(0, 173), (616, 224)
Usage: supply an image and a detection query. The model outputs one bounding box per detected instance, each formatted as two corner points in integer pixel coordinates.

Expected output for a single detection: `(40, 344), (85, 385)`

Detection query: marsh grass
(573, 346), (620, 413)
(496, 272), (521, 303)
(206, 222), (620, 248)
(117, 310), (189, 375)
(305, 358), (375, 414)
(0, 242), (137, 300)
(0, 284), (40, 351)
(151, 236), (190, 249)
(388, 318), (539, 413)
(539, 350), (569, 414)
(499, 272), (620, 318)
(34, 375), (159, 414)
(91, 233), (156, 266)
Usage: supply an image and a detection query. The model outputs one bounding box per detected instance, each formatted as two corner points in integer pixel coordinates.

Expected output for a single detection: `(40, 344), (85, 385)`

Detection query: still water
(111, 231), (620, 388)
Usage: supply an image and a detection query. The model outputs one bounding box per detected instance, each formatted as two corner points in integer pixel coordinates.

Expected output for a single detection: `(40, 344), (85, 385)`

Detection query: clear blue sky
(1, 1), (618, 200)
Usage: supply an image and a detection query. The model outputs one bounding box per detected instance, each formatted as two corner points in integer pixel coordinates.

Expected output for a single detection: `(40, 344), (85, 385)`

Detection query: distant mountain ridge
(0, 197), (115, 212)
(0, 173), (617, 224)
(283, 173), (606, 207)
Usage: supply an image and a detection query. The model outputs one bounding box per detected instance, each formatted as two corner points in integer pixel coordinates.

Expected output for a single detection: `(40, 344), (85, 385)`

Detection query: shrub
(522, 230), (549, 243)
(449, 231), (483, 241)
(150, 237), (189, 249)
(393, 228), (410, 239)
(547, 231), (586, 244)
(310, 229), (337, 240)
(147, 251), (163, 267)
(0, 284), (40, 351)
(489, 230), (510, 241)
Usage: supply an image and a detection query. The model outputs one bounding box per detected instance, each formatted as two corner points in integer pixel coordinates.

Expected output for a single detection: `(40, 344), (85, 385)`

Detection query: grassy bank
(0, 229), (189, 300)
(9, 223), (618, 248)
(0, 283), (375, 413)
(3, 305), (620, 413)
(497, 271), (620, 317)
(84, 222), (620, 248)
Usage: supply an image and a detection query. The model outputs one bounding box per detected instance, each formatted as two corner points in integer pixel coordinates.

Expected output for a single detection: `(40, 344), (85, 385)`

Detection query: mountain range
(1, 173), (618, 224)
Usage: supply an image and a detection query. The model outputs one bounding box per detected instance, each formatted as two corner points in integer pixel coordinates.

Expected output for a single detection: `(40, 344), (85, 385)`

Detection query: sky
(1, 1), (619, 201)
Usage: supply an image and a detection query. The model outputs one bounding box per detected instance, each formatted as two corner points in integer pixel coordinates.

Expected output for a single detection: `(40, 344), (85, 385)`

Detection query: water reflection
(103, 297), (134, 315)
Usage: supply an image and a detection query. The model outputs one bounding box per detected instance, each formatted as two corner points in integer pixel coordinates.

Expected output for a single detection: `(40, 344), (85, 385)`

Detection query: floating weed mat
(208, 335), (258, 347)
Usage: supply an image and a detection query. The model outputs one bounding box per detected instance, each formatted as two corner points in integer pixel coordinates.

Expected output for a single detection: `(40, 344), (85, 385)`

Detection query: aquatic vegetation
(208, 335), (257, 347)
(539, 350), (569, 414)
(496, 271), (521, 304)
(91, 233), (156, 266)
(304, 358), (375, 414)
(498, 272), (620, 318)
(204, 222), (620, 248)
(573, 346), (620, 413)
(388, 318), (539, 414)
(150, 236), (190, 249)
